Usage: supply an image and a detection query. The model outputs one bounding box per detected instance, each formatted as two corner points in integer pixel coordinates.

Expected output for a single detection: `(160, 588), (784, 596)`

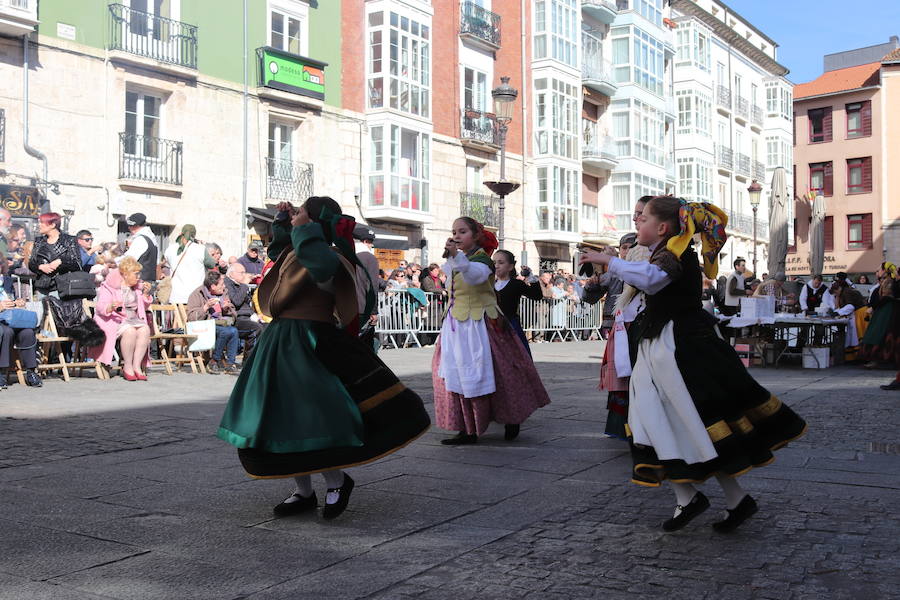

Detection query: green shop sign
(258, 47), (327, 101)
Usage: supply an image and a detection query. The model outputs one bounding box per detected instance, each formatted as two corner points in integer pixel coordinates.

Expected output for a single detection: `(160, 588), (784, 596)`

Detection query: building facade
(790, 38), (900, 277)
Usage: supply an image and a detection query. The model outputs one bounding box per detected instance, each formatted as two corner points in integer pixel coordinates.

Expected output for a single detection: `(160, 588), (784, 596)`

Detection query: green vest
(449, 249), (499, 322)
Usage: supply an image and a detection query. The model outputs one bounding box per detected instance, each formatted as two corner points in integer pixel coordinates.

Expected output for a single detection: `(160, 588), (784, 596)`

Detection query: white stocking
(715, 475), (748, 510)
(670, 482), (698, 517)
(281, 474), (313, 504)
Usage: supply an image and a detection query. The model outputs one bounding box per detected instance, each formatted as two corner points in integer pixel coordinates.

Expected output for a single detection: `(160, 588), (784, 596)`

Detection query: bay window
(676, 158), (713, 203)
(675, 90), (711, 136)
(534, 77), (579, 160)
(534, 0), (578, 68)
(611, 172), (665, 231)
(536, 165), (579, 232)
(611, 25), (665, 96)
(368, 124), (430, 212)
(675, 21), (710, 71)
(611, 97), (665, 166)
(366, 10), (430, 117)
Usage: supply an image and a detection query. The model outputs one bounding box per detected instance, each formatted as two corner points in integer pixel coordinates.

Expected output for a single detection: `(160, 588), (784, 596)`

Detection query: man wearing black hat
(119, 213), (159, 283)
(353, 223), (381, 351)
(237, 241), (265, 279)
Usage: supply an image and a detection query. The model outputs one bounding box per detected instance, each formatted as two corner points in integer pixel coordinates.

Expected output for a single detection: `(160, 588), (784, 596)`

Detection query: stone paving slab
(1, 342), (899, 598)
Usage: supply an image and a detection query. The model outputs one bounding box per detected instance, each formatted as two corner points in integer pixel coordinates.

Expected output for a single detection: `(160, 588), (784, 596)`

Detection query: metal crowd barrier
(374, 289), (602, 348)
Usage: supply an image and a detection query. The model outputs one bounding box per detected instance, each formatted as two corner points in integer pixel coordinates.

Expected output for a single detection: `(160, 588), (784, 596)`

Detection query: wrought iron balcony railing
(716, 84), (731, 110)
(460, 191), (501, 229)
(724, 209), (768, 237)
(119, 132), (183, 185)
(716, 144), (733, 171)
(735, 96), (749, 120)
(459, 1), (501, 48)
(266, 158), (315, 202)
(582, 130), (616, 163)
(751, 105), (764, 127)
(736, 153), (751, 178)
(581, 54), (615, 85)
(753, 160), (766, 182)
(109, 3), (198, 69)
(461, 109), (499, 147)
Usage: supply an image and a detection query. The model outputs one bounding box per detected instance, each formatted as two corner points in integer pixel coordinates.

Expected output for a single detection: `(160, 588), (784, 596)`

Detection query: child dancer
(580, 197), (806, 533)
(433, 217), (551, 444)
(218, 197), (430, 519)
(493, 249), (543, 355)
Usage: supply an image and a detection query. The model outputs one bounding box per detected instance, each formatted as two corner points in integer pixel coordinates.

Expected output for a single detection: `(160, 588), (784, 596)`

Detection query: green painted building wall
(36, 0), (342, 108)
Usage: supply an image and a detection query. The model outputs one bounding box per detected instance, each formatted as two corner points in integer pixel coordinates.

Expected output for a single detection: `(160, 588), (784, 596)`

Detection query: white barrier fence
(375, 289), (602, 348)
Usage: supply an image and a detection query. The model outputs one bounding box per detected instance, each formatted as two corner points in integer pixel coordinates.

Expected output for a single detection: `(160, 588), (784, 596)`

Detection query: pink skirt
(599, 328), (629, 392)
(433, 317), (551, 435)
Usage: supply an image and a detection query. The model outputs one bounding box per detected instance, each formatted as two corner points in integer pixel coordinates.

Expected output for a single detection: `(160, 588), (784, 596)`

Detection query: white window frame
(533, 0), (578, 68)
(367, 123), (431, 212)
(462, 66), (488, 112)
(536, 164), (580, 233)
(124, 89), (163, 159)
(366, 7), (431, 118)
(534, 77), (579, 160)
(268, 0), (309, 56)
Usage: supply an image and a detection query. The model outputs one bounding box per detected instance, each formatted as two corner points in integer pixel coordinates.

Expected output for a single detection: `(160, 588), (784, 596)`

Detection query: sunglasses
(80, 237), (93, 242)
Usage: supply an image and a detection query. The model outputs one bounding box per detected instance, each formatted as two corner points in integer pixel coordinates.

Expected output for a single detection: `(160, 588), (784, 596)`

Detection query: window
(765, 81), (792, 120)
(846, 101), (871, 138)
(463, 67), (488, 111)
(824, 215), (833, 252)
(809, 161), (832, 196)
(267, 120), (292, 163)
(466, 162), (483, 193)
(733, 73), (742, 99)
(847, 214), (872, 250)
(534, 0), (578, 67)
(124, 90), (161, 158)
(750, 83), (758, 107)
(610, 171), (665, 230)
(808, 107), (832, 143)
(367, 124), (430, 211)
(611, 25), (665, 96)
(787, 218), (797, 253)
(536, 166), (579, 232)
(633, 0), (663, 27)
(674, 22), (710, 71)
(367, 10), (431, 117)
(847, 157), (872, 194)
(269, 3), (307, 56)
(582, 203), (599, 232)
(534, 78), (579, 160)
(611, 97), (665, 166)
(766, 136), (778, 168)
(676, 157), (713, 202)
(675, 90), (711, 136)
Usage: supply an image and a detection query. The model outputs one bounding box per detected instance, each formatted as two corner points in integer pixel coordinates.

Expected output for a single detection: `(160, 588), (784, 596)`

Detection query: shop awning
(247, 207), (409, 250)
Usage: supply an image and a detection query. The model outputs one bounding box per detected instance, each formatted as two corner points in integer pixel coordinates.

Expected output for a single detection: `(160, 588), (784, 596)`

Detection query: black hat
(248, 240), (263, 250)
(352, 223), (376, 242)
(619, 232), (637, 247)
(126, 213), (147, 227)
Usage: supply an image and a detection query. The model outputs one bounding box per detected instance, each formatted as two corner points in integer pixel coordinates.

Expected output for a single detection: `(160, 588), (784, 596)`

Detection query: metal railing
(459, 191), (501, 229)
(716, 84), (731, 110)
(460, 108), (499, 146)
(582, 131), (616, 163)
(582, 53), (615, 85)
(723, 209), (768, 237)
(716, 144), (733, 171)
(266, 158), (314, 202)
(753, 160), (766, 182)
(375, 290), (602, 347)
(119, 132), (183, 185)
(459, 1), (501, 48)
(751, 105), (764, 127)
(109, 3), (198, 69)
(5, 0), (30, 10)
(735, 96), (749, 120)
(736, 152), (751, 177)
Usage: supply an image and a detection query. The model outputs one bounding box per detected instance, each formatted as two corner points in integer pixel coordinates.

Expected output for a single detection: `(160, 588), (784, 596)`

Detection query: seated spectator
(0, 269), (41, 389)
(187, 270), (239, 374)
(206, 242), (228, 274)
(236, 241), (265, 280)
(75, 229), (101, 270)
(90, 258), (151, 381)
(420, 263), (445, 295)
(224, 262), (264, 357)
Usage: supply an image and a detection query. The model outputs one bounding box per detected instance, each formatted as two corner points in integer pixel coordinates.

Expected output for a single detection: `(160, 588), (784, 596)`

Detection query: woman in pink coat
(91, 257), (152, 381)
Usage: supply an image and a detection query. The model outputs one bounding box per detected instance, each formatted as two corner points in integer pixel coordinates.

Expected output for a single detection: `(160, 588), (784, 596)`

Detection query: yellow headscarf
(665, 201), (729, 279)
(884, 262), (898, 279)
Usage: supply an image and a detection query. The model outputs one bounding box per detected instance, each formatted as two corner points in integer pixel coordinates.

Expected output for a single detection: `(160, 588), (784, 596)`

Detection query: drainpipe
(240, 0), (249, 247)
(22, 33), (49, 202)
(520, 0), (528, 265)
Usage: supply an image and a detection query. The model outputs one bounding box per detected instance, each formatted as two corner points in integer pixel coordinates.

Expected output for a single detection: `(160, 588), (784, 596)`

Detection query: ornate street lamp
(748, 180), (763, 275)
(484, 76), (519, 248)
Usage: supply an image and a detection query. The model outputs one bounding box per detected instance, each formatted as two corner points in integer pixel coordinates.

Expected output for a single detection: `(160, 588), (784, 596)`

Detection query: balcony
(716, 84), (731, 113)
(108, 4), (197, 76)
(716, 144), (733, 171)
(664, 96), (676, 122)
(460, 109), (499, 150)
(724, 209), (768, 238)
(751, 105), (764, 129)
(119, 132), (183, 187)
(665, 159), (676, 183)
(266, 158), (314, 202)
(735, 152), (751, 179)
(753, 160), (766, 182)
(581, 0), (617, 24)
(735, 96), (749, 122)
(257, 47), (328, 109)
(582, 56), (617, 97)
(459, 191), (501, 229)
(0, 0), (38, 37)
(459, 1), (500, 51)
(582, 128), (618, 171)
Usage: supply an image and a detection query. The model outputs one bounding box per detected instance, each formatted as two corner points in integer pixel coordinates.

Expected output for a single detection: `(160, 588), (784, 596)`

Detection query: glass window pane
(271, 12), (284, 49)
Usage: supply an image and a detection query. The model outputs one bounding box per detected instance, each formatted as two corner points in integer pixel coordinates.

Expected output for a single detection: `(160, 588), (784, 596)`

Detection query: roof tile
(883, 47), (900, 62)
(794, 62), (881, 100)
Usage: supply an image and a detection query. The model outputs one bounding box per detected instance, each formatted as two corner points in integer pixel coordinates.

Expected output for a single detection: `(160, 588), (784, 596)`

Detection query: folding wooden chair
(36, 300), (107, 382)
(148, 303), (204, 374)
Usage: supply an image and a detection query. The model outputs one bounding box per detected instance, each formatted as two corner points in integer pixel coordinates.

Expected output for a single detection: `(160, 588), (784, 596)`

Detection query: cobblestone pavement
(0, 342), (898, 599)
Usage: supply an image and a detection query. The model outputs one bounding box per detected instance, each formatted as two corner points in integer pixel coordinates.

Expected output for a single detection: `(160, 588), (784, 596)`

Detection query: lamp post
(484, 76), (519, 248)
(748, 180), (762, 276)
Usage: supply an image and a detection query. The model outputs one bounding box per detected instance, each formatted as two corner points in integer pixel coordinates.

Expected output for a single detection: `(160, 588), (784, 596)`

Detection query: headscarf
(883, 262), (898, 279)
(665, 201), (728, 279)
(176, 224), (197, 255)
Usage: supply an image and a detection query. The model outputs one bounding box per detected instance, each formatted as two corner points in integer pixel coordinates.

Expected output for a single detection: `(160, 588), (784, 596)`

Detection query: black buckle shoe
(662, 492), (710, 532)
(504, 424), (520, 441)
(273, 491), (318, 517)
(712, 495), (758, 533)
(323, 474), (355, 520)
(441, 432), (478, 445)
(24, 370), (42, 388)
(880, 380), (900, 391)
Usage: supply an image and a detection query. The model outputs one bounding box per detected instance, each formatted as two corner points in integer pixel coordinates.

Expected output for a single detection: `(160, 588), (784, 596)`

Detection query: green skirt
(217, 318), (431, 478)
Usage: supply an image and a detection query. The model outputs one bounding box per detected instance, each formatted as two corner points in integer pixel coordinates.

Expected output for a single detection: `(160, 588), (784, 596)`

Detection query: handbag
(157, 241), (192, 304)
(0, 308), (39, 329)
(56, 270), (97, 299)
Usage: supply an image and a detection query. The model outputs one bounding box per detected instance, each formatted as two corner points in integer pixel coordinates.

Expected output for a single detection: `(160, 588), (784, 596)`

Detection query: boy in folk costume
(432, 217), (551, 444)
(580, 197), (807, 533)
